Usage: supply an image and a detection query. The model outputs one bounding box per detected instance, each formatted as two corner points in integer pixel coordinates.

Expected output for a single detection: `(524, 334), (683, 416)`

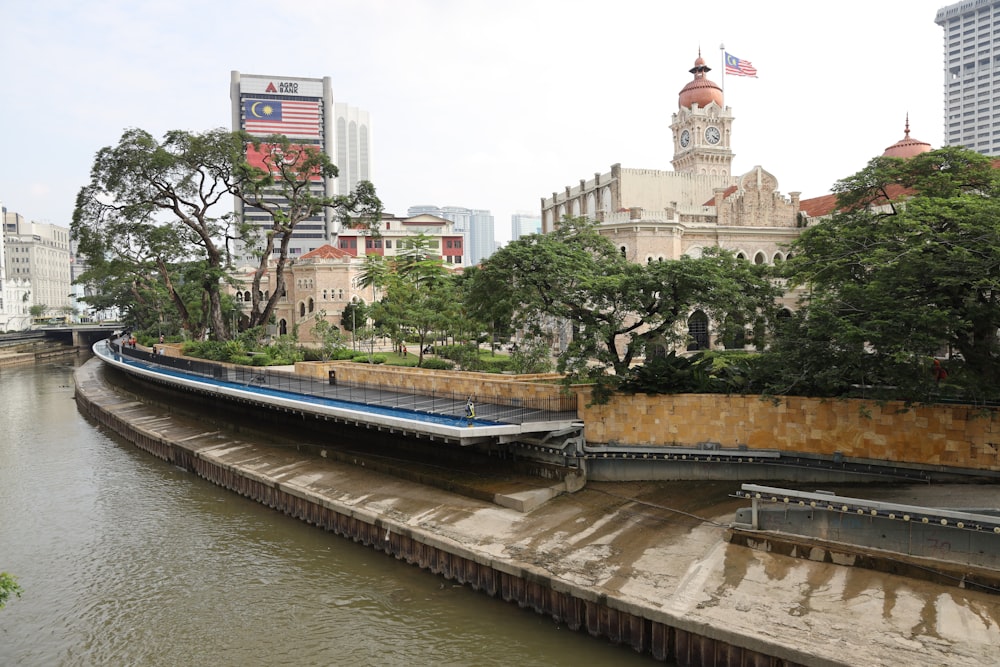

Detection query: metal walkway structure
(94, 340), (582, 447)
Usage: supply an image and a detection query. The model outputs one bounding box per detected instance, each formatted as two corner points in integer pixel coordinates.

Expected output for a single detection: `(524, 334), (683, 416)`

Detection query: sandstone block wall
(295, 361), (577, 412)
(579, 393), (1000, 472)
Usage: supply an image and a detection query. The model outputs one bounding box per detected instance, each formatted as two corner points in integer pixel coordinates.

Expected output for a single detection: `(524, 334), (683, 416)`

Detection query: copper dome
(679, 54), (723, 109)
(882, 116), (931, 159)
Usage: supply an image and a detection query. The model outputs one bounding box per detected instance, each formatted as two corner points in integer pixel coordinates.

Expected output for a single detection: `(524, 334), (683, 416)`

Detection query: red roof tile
(299, 244), (352, 260)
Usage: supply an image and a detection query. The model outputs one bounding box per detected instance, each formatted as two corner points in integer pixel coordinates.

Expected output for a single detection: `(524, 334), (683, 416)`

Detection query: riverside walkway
(74, 355), (1000, 666)
(97, 340), (581, 447)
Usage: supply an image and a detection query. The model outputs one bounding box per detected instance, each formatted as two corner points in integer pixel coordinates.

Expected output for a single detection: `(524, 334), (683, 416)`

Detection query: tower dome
(678, 54), (724, 109)
(882, 115), (931, 159)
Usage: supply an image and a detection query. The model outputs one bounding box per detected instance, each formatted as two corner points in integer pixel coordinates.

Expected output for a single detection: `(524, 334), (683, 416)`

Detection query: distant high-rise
(406, 205), (496, 266)
(230, 71), (372, 263)
(510, 212), (541, 242)
(935, 1), (1000, 155)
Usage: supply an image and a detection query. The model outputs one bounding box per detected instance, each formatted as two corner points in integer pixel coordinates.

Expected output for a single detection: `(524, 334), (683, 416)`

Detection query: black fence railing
(118, 344), (577, 425)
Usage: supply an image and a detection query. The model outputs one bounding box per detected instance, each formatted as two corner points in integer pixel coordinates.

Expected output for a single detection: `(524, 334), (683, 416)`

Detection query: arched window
(338, 289), (344, 300)
(736, 252), (747, 261)
(754, 251), (767, 265)
(279, 319), (288, 336)
(299, 302), (305, 317)
(244, 291), (252, 302)
(323, 289), (328, 300)
(687, 310), (710, 351)
(236, 292), (243, 302)
(308, 298), (314, 313)
(620, 246), (627, 259)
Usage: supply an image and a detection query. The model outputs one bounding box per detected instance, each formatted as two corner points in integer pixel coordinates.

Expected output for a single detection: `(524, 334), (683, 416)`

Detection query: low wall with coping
(580, 392), (1000, 473)
(295, 361), (578, 412)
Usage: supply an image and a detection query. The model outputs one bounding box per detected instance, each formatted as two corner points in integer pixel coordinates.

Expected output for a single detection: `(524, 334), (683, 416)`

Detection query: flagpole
(719, 43), (725, 93)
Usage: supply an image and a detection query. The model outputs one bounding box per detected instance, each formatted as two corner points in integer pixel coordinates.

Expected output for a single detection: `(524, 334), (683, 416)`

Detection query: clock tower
(671, 54), (734, 176)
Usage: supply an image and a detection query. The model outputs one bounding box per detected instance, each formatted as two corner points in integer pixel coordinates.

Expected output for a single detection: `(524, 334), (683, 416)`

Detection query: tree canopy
(781, 146), (1000, 397)
(72, 128), (382, 341)
(474, 218), (781, 386)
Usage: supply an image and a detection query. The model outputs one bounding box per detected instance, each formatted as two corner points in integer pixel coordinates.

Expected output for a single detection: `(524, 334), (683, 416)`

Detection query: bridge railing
(120, 345), (575, 425)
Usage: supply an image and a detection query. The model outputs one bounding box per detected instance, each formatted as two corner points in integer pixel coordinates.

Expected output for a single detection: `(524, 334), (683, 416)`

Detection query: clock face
(705, 126), (721, 145)
(680, 129), (690, 148)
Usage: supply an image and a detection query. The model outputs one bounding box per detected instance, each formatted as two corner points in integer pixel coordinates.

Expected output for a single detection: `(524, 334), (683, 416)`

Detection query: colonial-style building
(231, 213), (465, 344)
(539, 54), (932, 351)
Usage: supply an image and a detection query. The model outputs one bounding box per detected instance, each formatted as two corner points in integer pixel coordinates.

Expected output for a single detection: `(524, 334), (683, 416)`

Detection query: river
(0, 359), (654, 666)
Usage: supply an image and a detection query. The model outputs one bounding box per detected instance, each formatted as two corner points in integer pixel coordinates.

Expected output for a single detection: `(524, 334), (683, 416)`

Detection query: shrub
(479, 356), (513, 373)
(300, 347), (323, 362)
(352, 354), (387, 365)
(420, 357), (455, 370)
(230, 354), (254, 366)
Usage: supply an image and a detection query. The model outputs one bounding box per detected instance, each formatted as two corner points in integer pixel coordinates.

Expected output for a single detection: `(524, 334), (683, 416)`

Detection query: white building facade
(935, 0), (1000, 156)
(510, 212), (542, 242)
(3, 210), (71, 321)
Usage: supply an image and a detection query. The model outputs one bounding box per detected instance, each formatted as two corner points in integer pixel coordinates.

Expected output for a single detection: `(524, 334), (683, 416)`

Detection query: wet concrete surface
(76, 359), (1000, 666)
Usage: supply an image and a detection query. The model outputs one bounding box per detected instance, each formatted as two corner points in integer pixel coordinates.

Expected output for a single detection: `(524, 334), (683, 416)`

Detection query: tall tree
(73, 128), (246, 340)
(475, 218), (780, 381)
(233, 134), (383, 330)
(783, 147), (1000, 394)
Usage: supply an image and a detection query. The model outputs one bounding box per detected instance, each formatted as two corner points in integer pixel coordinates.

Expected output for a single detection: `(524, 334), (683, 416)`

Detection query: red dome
(679, 55), (723, 109)
(882, 116), (931, 159)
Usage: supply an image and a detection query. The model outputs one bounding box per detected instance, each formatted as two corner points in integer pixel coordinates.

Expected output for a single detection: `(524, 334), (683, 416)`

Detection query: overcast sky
(3, 0), (948, 244)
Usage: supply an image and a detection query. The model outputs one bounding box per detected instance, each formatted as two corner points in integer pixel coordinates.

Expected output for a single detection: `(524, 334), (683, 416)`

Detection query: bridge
(3, 324), (118, 349)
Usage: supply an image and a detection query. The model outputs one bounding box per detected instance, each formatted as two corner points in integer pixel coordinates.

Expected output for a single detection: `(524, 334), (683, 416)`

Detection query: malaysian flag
(243, 99), (321, 138)
(724, 52), (758, 78)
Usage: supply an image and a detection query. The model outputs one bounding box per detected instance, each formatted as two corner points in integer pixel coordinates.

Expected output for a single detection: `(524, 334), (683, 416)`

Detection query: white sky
(2, 0), (948, 244)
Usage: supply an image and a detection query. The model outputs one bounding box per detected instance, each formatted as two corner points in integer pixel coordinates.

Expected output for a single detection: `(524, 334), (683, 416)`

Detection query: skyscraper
(935, 0), (1000, 156)
(510, 212), (541, 242)
(406, 205), (496, 266)
(230, 71), (373, 263)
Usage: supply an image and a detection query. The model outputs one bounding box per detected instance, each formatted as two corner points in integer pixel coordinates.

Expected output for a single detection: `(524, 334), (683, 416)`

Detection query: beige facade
(231, 245), (370, 344)
(231, 214), (466, 344)
(3, 212), (72, 315)
(540, 55), (813, 350)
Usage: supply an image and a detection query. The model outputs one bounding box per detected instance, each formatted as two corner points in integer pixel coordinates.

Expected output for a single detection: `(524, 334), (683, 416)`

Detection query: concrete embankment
(74, 358), (1000, 666)
(0, 341), (77, 367)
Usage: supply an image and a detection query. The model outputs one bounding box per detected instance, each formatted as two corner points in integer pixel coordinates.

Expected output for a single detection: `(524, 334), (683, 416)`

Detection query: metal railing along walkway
(119, 344), (578, 426)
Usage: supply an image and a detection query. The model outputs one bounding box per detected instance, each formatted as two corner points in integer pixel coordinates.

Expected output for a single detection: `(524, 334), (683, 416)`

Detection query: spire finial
(904, 113), (911, 138)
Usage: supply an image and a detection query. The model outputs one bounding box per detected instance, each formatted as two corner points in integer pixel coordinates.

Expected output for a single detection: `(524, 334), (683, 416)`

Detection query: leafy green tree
(373, 261), (456, 367)
(340, 300), (368, 350)
(782, 147), (1000, 396)
(311, 310), (347, 361)
(0, 572), (22, 610)
(29, 304), (47, 318)
(233, 135), (383, 330)
(74, 129), (383, 341)
(74, 128), (245, 340)
(476, 218), (780, 384)
(460, 264), (515, 352)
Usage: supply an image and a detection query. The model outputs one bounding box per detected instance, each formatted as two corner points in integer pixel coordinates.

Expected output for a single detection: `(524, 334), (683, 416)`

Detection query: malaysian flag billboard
(245, 143), (325, 182)
(243, 99), (321, 139)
